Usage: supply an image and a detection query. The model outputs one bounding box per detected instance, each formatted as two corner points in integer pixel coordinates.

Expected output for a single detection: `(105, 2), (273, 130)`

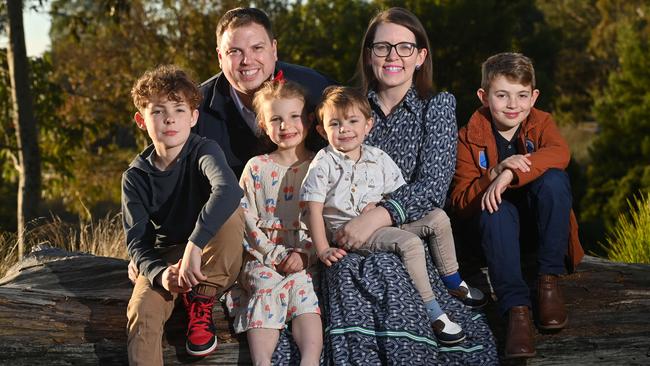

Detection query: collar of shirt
(492, 122), (522, 161)
(325, 144), (381, 166)
(368, 85), (422, 117)
(229, 85), (260, 136)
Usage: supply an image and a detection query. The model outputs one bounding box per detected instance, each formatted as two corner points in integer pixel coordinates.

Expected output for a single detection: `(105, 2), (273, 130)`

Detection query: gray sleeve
(188, 142), (243, 248)
(121, 171), (167, 285)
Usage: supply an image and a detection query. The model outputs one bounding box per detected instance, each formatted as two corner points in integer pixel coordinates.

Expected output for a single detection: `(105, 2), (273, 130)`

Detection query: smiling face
(370, 22), (426, 94)
(478, 75), (539, 134)
(135, 94), (198, 159)
(218, 22), (277, 99)
(317, 104), (373, 161)
(259, 97), (308, 151)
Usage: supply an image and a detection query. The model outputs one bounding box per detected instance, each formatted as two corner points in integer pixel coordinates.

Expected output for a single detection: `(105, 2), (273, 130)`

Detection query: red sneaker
(182, 292), (218, 356)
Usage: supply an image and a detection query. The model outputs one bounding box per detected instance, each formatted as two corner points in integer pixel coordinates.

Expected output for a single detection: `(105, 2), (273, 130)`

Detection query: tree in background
(4, 0), (42, 258)
(3, 0), (648, 259)
(535, 0), (601, 127)
(46, 0), (240, 216)
(583, 3), (650, 231)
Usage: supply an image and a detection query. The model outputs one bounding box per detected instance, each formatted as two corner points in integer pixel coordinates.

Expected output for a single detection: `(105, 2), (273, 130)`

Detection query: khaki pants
(126, 208), (245, 366)
(361, 208), (459, 304)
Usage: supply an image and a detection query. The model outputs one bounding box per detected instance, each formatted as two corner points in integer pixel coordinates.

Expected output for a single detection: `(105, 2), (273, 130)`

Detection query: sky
(1, 4), (51, 57)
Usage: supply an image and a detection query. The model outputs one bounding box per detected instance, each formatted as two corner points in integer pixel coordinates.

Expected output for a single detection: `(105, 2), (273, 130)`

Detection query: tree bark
(6, 0), (42, 259)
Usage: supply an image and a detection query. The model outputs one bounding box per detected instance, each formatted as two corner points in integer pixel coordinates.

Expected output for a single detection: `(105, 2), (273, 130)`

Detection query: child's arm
(122, 171), (169, 287)
(300, 153), (346, 266)
(481, 169), (515, 213)
(188, 142), (242, 249)
(306, 201), (346, 266)
(239, 160), (293, 268)
(276, 251), (308, 274)
(450, 130), (492, 217)
(490, 154), (532, 180)
(176, 141), (242, 289)
(177, 241), (207, 290)
(509, 113), (570, 187)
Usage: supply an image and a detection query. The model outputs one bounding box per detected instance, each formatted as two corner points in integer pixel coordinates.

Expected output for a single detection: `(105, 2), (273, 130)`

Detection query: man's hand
(482, 169), (515, 213)
(492, 154), (531, 179)
(277, 251), (308, 274)
(128, 259), (139, 284)
(155, 261), (187, 293)
(318, 247), (347, 267)
(178, 241), (207, 291)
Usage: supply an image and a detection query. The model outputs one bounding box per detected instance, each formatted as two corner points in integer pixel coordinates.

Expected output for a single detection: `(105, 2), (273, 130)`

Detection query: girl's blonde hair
(252, 80), (308, 131)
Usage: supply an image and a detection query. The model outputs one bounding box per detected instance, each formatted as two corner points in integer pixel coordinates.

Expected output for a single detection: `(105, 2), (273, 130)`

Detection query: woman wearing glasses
(320, 7), (498, 365)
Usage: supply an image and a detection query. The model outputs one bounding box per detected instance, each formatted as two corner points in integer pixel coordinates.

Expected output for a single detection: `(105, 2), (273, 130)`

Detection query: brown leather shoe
(504, 306), (536, 359)
(537, 274), (568, 330)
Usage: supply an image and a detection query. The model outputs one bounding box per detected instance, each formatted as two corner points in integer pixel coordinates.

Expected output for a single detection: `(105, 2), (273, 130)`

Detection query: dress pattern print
(226, 154), (320, 333)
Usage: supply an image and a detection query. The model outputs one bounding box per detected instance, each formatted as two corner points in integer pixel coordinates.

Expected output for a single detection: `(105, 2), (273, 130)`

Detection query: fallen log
(0, 247), (250, 365)
(0, 247), (649, 365)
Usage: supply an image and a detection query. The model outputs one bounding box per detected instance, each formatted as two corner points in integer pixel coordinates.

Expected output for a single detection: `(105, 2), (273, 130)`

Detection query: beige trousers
(360, 208), (459, 303)
(126, 208), (245, 366)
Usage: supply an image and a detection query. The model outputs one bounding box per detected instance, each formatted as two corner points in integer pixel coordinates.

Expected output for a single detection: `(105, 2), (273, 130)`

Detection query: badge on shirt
(479, 150), (488, 169)
(526, 139), (535, 153)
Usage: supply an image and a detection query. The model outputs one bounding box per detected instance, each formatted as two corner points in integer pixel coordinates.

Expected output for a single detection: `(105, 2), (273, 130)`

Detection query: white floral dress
(226, 154), (320, 333)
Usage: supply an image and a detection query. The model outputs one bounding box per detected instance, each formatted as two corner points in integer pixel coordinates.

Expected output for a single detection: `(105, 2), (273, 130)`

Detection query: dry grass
(0, 213), (127, 278)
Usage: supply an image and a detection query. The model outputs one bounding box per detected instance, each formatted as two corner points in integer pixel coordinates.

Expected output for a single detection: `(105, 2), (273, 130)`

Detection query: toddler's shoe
(448, 280), (488, 309)
(432, 313), (466, 345)
(183, 291), (218, 356)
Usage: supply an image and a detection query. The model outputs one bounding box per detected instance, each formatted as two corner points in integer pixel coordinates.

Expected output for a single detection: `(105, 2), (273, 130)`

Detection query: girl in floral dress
(226, 80), (322, 366)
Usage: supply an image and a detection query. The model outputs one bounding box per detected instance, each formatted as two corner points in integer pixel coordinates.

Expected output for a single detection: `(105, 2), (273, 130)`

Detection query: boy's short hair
(481, 52), (536, 92)
(252, 80), (307, 128)
(315, 86), (372, 125)
(131, 65), (202, 111)
(216, 7), (274, 46)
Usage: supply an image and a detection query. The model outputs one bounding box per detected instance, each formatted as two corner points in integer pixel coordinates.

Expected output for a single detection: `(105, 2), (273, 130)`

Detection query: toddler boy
(301, 86), (469, 345)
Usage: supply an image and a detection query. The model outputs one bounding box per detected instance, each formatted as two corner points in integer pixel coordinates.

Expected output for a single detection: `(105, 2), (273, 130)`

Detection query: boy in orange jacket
(450, 52), (584, 359)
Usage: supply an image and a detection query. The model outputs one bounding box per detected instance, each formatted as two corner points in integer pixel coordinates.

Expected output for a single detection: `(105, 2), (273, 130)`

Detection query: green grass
(602, 192), (650, 264)
(0, 213), (127, 278)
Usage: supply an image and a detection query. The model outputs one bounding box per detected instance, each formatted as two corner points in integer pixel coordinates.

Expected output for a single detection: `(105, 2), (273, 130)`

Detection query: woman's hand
(335, 206), (391, 249)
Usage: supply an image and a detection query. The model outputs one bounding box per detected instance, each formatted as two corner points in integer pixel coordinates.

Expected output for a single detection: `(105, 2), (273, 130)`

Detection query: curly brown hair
(131, 65), (202, 111)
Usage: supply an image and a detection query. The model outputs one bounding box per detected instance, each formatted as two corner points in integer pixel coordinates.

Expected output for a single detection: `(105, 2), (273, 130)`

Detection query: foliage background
(1, 0), (649, 261)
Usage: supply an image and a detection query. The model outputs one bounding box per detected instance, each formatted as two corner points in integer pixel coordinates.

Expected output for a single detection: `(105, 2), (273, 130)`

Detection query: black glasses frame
(369, 42), (418, 57)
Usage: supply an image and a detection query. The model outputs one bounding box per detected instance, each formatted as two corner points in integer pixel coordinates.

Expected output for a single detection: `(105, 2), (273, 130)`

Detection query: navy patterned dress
(269, 88), (498, 365)
(320, 88), (498, 365)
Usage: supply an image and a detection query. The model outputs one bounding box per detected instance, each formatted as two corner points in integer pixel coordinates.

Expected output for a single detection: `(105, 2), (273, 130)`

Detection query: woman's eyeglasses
(369, 42), (417, 57)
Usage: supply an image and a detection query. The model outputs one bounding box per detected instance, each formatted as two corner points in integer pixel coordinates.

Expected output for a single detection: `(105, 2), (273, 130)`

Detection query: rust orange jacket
(450, 106), (584, 272)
